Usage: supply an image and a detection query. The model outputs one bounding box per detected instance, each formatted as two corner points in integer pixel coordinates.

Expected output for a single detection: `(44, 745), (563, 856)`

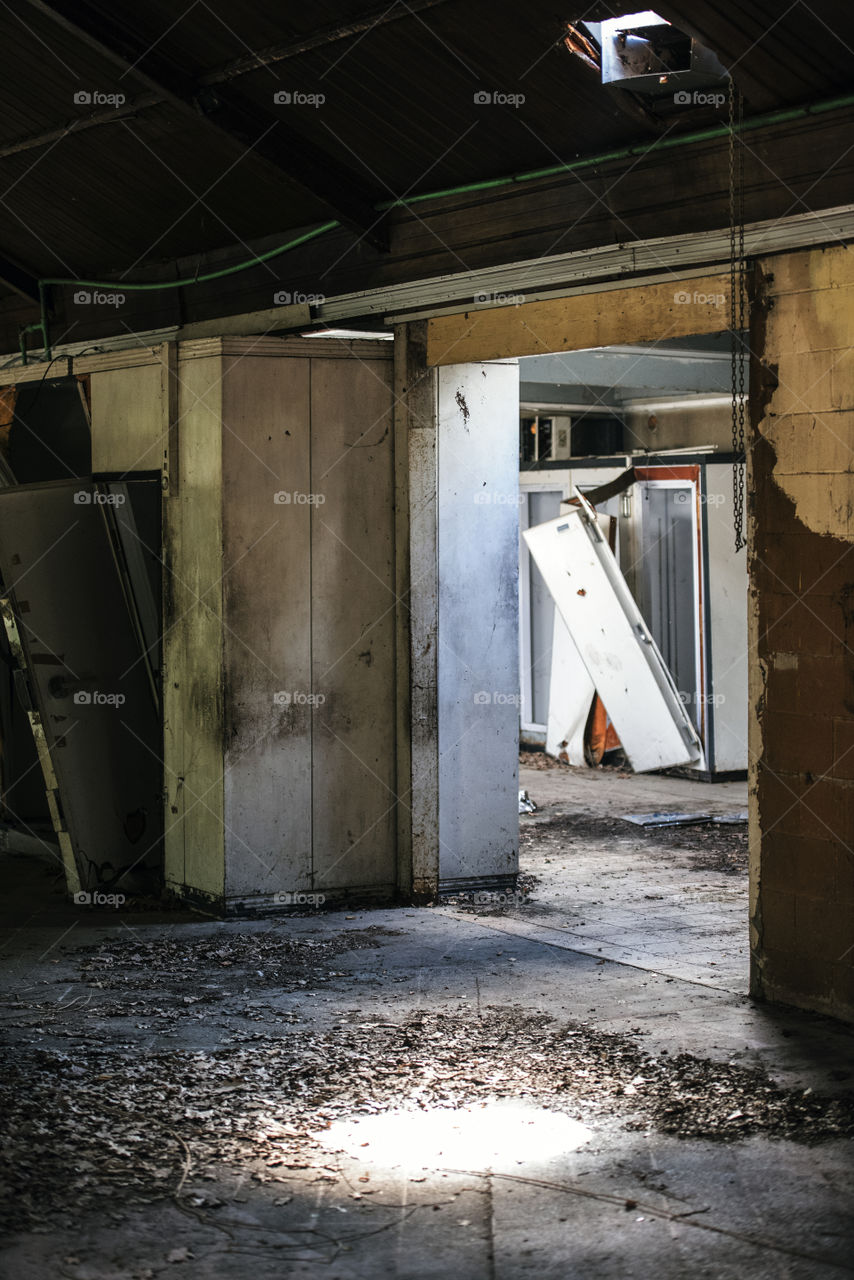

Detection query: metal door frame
(635, 466), (707, 739)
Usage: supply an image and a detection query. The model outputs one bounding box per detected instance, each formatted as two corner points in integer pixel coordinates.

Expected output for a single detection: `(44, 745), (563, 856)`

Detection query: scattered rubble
(2, 1003), (852, 1237)
(518, 789), (537, 814)
(441, 873), (539, 914)
(74, 926), (402, 992)
(520, 811), (748, 877)
(519, 750), (563, 771)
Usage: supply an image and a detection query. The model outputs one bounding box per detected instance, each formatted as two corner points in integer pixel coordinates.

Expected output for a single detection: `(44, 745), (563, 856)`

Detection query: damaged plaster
(760, 247), (854, 541)
(749, 246), (854, 1020)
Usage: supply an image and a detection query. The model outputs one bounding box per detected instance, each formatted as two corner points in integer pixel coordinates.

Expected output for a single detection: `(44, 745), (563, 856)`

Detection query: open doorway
(426, 303), (751, 987)
(518, 333), (748, 781)
(514, 333), (749, 990)
(0, 377), (165, 905)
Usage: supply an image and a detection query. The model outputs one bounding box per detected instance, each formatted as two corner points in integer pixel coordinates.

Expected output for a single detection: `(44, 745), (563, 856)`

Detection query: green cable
(380, 91), (854, 206)
(38, 219), (341, 292)
(24, 219), (340, 363)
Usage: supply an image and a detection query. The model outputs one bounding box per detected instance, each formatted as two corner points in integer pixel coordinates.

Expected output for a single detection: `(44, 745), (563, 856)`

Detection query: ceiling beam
(0, 94), (160, 161)
(0, 250), (41, 302)
(23, 0), (389, 250)
(2, 2), (453, 163)
(206, 0), (451, 82)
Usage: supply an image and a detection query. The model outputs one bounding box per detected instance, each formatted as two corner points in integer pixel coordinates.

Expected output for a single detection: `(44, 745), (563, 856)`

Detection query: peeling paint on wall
(760, 248), (854, 541)
(750, 246), (854, 1022)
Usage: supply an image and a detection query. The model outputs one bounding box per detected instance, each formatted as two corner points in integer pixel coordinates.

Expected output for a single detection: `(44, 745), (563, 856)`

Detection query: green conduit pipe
(19, 316), (50, 365)
(380, 90), (854, 206)
(18, 89), (854, 363)
(22, 219), (341, 363)
(38, 219), (342, 294)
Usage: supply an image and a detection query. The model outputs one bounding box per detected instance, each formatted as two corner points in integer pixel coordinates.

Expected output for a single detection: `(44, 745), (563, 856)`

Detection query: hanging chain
(729, 76), (747, 552)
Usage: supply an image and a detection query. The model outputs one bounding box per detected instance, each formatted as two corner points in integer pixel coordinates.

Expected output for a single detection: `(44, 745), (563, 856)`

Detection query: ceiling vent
(567, 11), (728, 97)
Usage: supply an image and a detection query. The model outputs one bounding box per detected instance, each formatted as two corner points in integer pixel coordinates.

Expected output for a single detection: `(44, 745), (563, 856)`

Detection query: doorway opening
(511, 331), (750, 991)
(518, 333), (748, 783)
(0, 376), (164, 905)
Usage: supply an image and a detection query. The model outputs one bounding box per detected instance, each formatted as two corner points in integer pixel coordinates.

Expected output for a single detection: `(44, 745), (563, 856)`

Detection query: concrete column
(394, 330), (521, 896)
(749, 246), (854, 1021)
(436, 360), (520, 889)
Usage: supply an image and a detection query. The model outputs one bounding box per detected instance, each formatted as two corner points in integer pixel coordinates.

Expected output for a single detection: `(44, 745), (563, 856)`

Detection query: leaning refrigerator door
(524, 493), (704, 773)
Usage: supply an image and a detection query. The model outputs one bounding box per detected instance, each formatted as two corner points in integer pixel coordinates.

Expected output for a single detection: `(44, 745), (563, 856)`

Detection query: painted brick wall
(750, 245), (854, 1020)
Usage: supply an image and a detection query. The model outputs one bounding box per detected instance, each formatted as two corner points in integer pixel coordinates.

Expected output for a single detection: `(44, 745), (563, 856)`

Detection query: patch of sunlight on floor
(315, 1101), (594, 1172)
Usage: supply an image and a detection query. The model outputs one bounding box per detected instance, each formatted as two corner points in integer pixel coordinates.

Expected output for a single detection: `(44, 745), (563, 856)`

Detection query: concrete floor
(1, 768), (853, 1278)
(511, 764), (750, 991)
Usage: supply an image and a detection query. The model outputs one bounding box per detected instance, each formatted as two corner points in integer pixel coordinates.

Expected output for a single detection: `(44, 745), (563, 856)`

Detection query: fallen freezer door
(524, 493), (703, 773)
(545, 608), (595, 765)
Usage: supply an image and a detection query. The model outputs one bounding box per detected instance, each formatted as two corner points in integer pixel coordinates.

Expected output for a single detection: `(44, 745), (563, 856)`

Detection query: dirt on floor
(3, 766), (850, 1270)
(520, 812), (749, 878)
(3, 970), (854, 1238)
(519, 752), (630, 775)
(75, 925), (403, 994)
(519, 750), (571, 771)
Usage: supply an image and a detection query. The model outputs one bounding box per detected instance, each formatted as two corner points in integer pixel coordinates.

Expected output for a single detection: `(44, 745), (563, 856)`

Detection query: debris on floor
(2, 1004), (853, 1237)
(622, 811), (715, 827)
(518, 788), (537, 814)
(75, 926), (401, 993)
(622, 811), (749, 828)
(519, 750), (565, 770)
(520, 810), (749, 877)
(1, 767), (849, 1277)
(519, 749), (631, 776)
(440, 872), (538, 913)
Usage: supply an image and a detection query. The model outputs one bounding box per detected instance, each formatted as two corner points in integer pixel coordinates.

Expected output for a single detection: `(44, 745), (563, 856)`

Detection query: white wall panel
(438, 361), (520, 884)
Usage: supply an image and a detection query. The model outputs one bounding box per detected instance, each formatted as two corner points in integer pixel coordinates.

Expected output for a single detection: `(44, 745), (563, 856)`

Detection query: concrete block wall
(750, 245), (854, 1020)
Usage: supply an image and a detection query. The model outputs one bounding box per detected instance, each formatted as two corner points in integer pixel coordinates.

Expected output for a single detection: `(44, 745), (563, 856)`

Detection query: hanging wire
(729, 76), (747, 552)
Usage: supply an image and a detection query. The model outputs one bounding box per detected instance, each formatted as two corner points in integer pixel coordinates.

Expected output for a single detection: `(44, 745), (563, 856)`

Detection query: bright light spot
(300, 328), (392, 340)
(316, 1102), (593, 1172)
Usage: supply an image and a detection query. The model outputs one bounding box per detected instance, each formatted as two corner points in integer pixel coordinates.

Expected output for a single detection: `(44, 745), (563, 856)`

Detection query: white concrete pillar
(436, 360), (520, 888)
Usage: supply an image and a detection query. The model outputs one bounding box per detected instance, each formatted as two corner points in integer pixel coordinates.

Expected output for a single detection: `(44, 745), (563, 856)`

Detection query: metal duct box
(588, 11), (727, 97)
